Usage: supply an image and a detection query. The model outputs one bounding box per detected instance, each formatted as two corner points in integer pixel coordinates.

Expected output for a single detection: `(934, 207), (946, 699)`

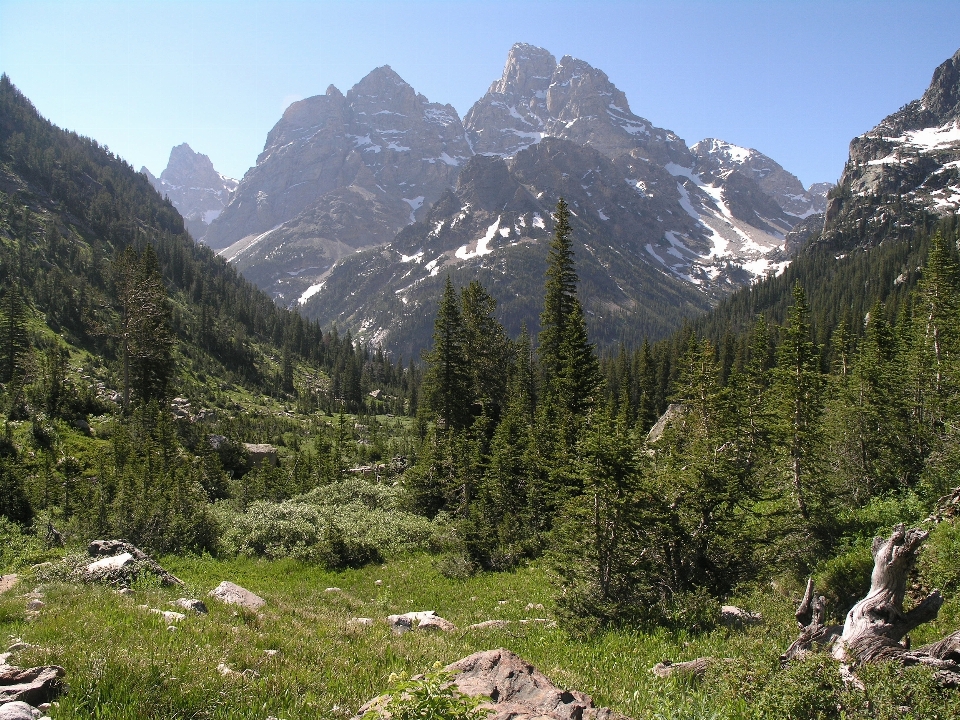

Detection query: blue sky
(1, 0), (957, 187)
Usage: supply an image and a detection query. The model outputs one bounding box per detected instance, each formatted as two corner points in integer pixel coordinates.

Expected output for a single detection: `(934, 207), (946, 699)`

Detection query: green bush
(917, 519), (960, 594)
(815, 541), (874, 620)
(362, 663), (489, 720)
(220, 486), (446, 569)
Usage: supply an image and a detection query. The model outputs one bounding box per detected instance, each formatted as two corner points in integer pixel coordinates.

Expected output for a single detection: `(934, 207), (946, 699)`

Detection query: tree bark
(784, 524), (960, 685)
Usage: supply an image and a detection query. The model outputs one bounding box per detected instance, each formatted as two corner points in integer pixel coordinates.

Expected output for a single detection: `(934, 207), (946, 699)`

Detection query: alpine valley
(146, 44), (833, 356)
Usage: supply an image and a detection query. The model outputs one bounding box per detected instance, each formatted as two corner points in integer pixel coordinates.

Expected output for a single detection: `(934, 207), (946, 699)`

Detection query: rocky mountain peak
(142, 143), (237, 241)
(490, 43), (556, 96)
(691, 138), (831, 219)
(160, 143), (225, 190)
(823, 47), (960, 248)
(920, 47), (960, 122)
(547, 54), (632, 119)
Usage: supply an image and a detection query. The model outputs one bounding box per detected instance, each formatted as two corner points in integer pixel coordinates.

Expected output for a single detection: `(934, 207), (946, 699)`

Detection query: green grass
(1, 554), (799, 720)
(3, 552), (958, 719)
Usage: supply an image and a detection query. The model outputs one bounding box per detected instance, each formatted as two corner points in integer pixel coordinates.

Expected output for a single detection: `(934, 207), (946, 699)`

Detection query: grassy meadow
(0, 553), (810, 720)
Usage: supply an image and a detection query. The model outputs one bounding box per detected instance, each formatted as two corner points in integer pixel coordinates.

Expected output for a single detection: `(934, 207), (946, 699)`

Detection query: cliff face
(822, 48), (960, 249)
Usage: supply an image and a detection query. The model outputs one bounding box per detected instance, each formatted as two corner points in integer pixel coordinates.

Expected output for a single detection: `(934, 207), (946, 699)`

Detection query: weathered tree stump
(785, 524), (960, 686)
(781, 577), (842, 663)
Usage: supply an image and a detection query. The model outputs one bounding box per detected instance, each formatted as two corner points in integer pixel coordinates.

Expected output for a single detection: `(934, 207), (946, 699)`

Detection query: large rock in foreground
(354, 648), (632, 720)
(0, 665), (64, 705)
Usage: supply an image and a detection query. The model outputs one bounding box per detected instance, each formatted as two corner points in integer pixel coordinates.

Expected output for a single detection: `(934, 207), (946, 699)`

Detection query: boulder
(0, 665), (64, 706)
(385, 611), (455, 634)
(0, 701), (36, 720)
(242, 443), (278, 469)
(150, 609), (185, 623)
(208, 581), (265, 610)
(86, 553), (133, 574)
(354, 648), (632, 720)
(171, 598), (208, 614)
(646, 403), (686, 444)
(85, 540), (182, 586)
(719, 605), (762, 628)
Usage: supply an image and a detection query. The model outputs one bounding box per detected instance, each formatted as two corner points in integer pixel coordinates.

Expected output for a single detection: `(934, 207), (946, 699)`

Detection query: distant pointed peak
(361, 65), (409, 85)
(507, 43), (555, 62)
(325, 84), (343, 97)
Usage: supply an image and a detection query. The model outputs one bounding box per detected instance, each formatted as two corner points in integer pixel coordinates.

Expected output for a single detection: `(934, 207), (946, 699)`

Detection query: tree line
(411, 197), (960, 630)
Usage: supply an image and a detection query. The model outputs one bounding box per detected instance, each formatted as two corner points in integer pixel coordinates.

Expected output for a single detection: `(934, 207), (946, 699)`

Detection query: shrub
(362, 663), (489, 720)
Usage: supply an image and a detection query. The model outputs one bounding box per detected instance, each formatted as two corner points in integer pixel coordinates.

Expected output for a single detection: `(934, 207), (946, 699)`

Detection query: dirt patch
(0, 575), (19, 594)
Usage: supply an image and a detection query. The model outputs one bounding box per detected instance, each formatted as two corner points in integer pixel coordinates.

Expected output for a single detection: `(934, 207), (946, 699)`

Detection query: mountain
(691, 139), (831, 220)
(208, 44), (833, 352)
(822, 47), (960, 250)
(141, 143), (237, 241)
(200, 66), (472, 305)
(299, 139), (716, 357)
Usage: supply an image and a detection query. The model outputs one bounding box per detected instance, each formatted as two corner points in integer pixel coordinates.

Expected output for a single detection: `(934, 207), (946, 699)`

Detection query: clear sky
(1, 0), (957, 188)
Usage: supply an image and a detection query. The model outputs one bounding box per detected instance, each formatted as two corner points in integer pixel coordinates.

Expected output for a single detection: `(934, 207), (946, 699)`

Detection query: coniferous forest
(5, 70), (960, 718)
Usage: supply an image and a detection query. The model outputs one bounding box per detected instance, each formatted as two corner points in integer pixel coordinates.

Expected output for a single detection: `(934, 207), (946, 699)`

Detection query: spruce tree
(538, 198), (601, 422)
(774, 282), (825, 524)
(422, 276), (472, 431)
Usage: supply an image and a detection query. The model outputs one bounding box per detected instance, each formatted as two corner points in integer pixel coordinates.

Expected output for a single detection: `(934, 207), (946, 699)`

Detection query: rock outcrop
(208, 581), (265, 610)
(353, 648), (632, 720)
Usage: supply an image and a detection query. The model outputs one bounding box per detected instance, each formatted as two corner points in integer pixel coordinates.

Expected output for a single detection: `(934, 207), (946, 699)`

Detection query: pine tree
(113, 245), (175, 411)
(774, 282), (825, 524)
(460, 280), (510, 421)
(422, 276), (473, 431)
(538, 199), (601, 413)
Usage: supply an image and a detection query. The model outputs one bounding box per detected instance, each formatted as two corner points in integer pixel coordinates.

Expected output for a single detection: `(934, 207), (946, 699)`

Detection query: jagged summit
(186, 42), (834, 352)
(691, 138), (831, 219)
(823, 46), (960, 247)
(141, 143), (236, 241)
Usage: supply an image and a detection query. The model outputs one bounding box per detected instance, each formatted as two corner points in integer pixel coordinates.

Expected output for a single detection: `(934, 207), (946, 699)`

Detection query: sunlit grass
(0, 554), (804, 720)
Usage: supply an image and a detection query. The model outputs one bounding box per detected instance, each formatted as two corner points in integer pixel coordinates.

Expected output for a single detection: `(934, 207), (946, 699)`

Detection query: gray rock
(0, 700), (37, 720)
(141, 144), (237, 241)
(353, 647), (632, 720)
(385, 611), (455, 634)
(243, 444), (278, 469)
(150, 609), (185, 623)
(86, 553), (133, 574)
(208, 581), (265, 610)
(720, 605), (762, 628)
(0, 665), (65, 705)
(171, 598), (208, 614)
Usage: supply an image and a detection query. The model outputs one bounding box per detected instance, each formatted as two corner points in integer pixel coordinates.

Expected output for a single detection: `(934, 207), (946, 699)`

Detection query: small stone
(498, 600), (509, 605)
(171, 598), (208, 614)
(466, 620), (508, 631)
(524, 603), (545, 611)
(25, 601), (43, 612)
(150, 609), (186, 623)
(86, 553), (134, 574)
(264, 649), (279, 657)
(324, 587), (341, 593)
(166, 626), (178, 632)
(374, 580), (382, 586)
(116, 588), (134, 596)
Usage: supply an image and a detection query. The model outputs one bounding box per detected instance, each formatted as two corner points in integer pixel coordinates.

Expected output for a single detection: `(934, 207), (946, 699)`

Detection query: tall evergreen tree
(113, 245), (175, 411)
(538, 198), (601, 417)
(422, 276), (472, 431)
(774, 282), (825, 524)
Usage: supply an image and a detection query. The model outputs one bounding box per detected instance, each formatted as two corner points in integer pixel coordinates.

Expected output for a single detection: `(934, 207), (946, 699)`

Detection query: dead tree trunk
(781, 577), (842, 662)
(785, 524), (960, 686)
